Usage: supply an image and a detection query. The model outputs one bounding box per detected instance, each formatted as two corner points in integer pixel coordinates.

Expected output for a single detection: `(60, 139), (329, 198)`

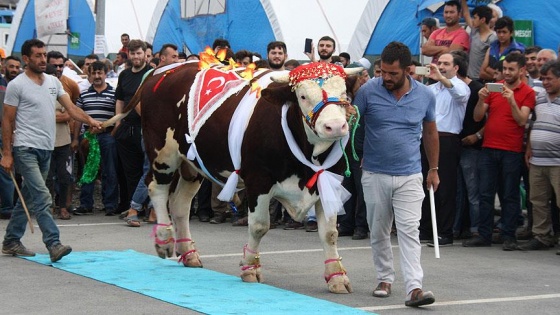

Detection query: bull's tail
(102, 69), (156, 128)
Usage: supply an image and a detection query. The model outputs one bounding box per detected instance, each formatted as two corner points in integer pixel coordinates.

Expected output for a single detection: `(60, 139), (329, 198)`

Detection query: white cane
(429, 186), (439, 258)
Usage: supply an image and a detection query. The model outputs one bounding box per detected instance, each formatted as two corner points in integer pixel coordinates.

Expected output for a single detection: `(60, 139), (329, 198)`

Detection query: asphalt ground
(0, 212), (559, 315)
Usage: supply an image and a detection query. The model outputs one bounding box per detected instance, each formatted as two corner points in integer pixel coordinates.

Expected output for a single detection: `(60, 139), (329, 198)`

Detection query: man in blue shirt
(354, 41), (439, 307)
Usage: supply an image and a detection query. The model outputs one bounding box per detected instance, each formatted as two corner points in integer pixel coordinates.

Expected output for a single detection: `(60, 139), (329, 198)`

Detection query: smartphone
(304, 38), (313, 54)
(486, 83), (504, 92)
(414, 66), (430, 76)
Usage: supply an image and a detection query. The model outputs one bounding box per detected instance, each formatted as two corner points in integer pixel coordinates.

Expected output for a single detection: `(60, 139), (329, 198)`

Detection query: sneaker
(210, 212), (227, 224)
(462, 236), (491, 247)
(427, 236), (453, 247)
(73, 206), (93, 216)
(405, 288), (435, 307)
(372, 282), (391, 298)
(305, 220), (318, 232)
(518, 238), (549, 251)
(2, 242), (36, 257)
(502, 238), (518, 251)
(283, 220), (304, 230)
(48, 244), (72, 262)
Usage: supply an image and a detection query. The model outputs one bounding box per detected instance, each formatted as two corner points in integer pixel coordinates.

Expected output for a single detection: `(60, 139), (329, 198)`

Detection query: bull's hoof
(240, 267), (262, 283)
(178, 251), (203, 268)
(155, 244), (173, 258)
(327, 275), (353, 294)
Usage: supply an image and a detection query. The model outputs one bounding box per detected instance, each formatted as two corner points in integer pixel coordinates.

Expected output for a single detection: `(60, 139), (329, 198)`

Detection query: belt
(438, 132), (458, 137)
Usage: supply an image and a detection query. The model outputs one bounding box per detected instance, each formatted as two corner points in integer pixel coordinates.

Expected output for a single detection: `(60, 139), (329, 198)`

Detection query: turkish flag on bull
(189, 67), (248, 138)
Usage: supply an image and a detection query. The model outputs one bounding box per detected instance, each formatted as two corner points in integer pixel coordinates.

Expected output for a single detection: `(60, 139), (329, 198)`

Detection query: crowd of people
(1, 0), (559, 308)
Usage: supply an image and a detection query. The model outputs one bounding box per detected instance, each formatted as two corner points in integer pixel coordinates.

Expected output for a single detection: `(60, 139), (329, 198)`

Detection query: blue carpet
(24, 250), (373, 315)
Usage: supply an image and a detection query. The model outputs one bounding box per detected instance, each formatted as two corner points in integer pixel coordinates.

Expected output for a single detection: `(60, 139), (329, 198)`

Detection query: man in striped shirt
(521, 60), (560, 252)
(74, 61), (119, 216)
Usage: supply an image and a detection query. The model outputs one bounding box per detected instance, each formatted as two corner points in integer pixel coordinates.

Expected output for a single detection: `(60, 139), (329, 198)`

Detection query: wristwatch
(475, 132), (482, 140)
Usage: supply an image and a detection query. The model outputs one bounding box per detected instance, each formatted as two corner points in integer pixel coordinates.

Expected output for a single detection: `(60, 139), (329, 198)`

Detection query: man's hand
(478, 86), (490, 100)
(502, 85), (515, 103)
(426, 169), (440, 192)
(461, 134), (478, 146)
(345, 105), (356, 121)
(70, 139), (80, 152)
(88, 118), (103, 131)
(427, 64), (444, 82)
(0, 154), (13, 173)
(525, 148), (532, 168)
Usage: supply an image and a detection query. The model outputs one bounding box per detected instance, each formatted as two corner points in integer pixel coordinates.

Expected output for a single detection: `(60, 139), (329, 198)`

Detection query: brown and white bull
(113, 61), (361, 293)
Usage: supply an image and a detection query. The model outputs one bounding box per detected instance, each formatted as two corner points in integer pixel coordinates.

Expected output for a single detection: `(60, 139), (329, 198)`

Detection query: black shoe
(518, 238), (549, 251)
(73, 206), (93, 216)
(462, 236), (491, 247)
(104, 208), (117, 216)
(427, 236), (453, 247)
(284, 220), (304, 230)
(492, 234), (504, 244)
(210, 213), (227, 224)
(338, 229), (353, 237)
(517, 230), (533, 240)
(502, 238), (518, 251)
(48, 243), (72, 262)
(306, 220), (318, 232)
(352, 230), (368, 240)
(419, 234), (431, 244)
(198, 215), (210, 222)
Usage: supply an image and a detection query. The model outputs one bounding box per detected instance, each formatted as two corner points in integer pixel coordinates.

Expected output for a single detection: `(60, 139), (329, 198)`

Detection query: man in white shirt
(419, 53), (470, 247)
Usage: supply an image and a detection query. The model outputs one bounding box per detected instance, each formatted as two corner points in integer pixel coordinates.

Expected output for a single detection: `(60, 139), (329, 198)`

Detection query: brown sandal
(372, 282), (391, 297)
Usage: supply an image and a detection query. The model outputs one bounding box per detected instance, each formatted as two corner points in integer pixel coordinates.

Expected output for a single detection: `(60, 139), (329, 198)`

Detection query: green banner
(69, 32), (80, 49)
(513, 20), (533, 47)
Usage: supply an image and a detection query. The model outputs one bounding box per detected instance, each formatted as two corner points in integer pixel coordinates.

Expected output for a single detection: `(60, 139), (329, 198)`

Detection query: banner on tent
(35, 0), (69, 38)
(514, 20), (534, 47)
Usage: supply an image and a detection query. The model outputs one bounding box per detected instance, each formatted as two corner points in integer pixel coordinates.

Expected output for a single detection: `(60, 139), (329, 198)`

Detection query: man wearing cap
(422, 1), (470, 65)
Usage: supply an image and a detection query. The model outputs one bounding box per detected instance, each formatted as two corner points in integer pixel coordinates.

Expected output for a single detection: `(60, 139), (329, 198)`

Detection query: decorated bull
(110, 56), (361, 293)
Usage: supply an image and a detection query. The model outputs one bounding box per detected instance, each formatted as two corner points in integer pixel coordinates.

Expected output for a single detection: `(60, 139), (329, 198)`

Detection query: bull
(109, 61), (361, 293)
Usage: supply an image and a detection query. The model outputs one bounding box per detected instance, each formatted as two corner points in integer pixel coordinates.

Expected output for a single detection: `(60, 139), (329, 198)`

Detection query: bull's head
(272, 63), (363, 155)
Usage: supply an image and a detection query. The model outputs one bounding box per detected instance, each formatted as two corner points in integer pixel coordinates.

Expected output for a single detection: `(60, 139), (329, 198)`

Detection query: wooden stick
(9, 170), (34, 233)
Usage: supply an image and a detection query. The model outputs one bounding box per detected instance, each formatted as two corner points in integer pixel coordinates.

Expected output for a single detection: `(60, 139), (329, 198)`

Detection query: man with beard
(266, 41), (287, 70)
(465, 52), (535, 250)
(2, 56), (21, 84)
(1, 39), (102, 262)
(422, 0), (470, 65)
(114, 39), (152, 225)
(354, 41), (438, 307)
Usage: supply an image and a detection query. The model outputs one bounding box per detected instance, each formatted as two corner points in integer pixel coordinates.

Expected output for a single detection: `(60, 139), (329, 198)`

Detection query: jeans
(79, 133), (119, 209)
(130, 138), (151, 211)
(0, 136), (14, 215)
(4, 147), (61, 248)
(362, 171), (425, 295)
(478, 148), (522, 242)
(454, 148), (480, 233)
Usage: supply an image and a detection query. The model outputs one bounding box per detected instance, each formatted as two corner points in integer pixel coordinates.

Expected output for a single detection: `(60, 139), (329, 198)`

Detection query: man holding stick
(354, 42), (439, 307)
(1, 39), (102, 262)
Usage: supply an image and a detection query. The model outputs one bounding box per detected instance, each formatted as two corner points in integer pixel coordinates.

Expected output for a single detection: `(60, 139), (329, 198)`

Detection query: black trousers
(338, 156), (368, 233)
(115, 123), (144, 203)
(419, 135), (461, 239)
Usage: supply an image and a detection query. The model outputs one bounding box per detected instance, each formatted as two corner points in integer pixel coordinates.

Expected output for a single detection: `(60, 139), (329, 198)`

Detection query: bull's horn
(271, 73), (290, 83)
(344, 67), (364, 76)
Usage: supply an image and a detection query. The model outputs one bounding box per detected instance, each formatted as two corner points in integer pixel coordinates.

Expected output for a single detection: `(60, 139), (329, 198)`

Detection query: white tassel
(217, 172), (239, 201)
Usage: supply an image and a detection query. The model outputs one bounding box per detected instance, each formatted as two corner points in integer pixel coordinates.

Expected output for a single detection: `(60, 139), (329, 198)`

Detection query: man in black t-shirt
(114, 39), (151, 226)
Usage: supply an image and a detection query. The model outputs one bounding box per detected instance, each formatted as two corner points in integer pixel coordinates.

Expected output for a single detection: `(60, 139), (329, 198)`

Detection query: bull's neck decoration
(289, 63), (350, 133)
(281, 104), (351, 220)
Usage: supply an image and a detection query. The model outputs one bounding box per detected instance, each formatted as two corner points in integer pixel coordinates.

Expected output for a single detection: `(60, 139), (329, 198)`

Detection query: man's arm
(58, 94), (102, 129)
(502, 86), (531, 126)
(1, 104), (16, 172)
(473, 87), (490, 122)
(422, 121), (440, 191)
(421, 38), (445, 57)
(461, 0), (474, 28)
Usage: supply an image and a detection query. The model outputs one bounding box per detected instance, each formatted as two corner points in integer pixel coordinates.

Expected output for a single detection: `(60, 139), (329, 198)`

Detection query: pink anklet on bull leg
(240, 244), (262, 283)
(151, 223), (175, 258)
(324, 257), (353, 293)
(176, 238), (202, 267)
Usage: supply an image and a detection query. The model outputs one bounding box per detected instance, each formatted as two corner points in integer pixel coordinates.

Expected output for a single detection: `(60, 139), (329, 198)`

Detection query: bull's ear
(261, 82), (297, 105)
